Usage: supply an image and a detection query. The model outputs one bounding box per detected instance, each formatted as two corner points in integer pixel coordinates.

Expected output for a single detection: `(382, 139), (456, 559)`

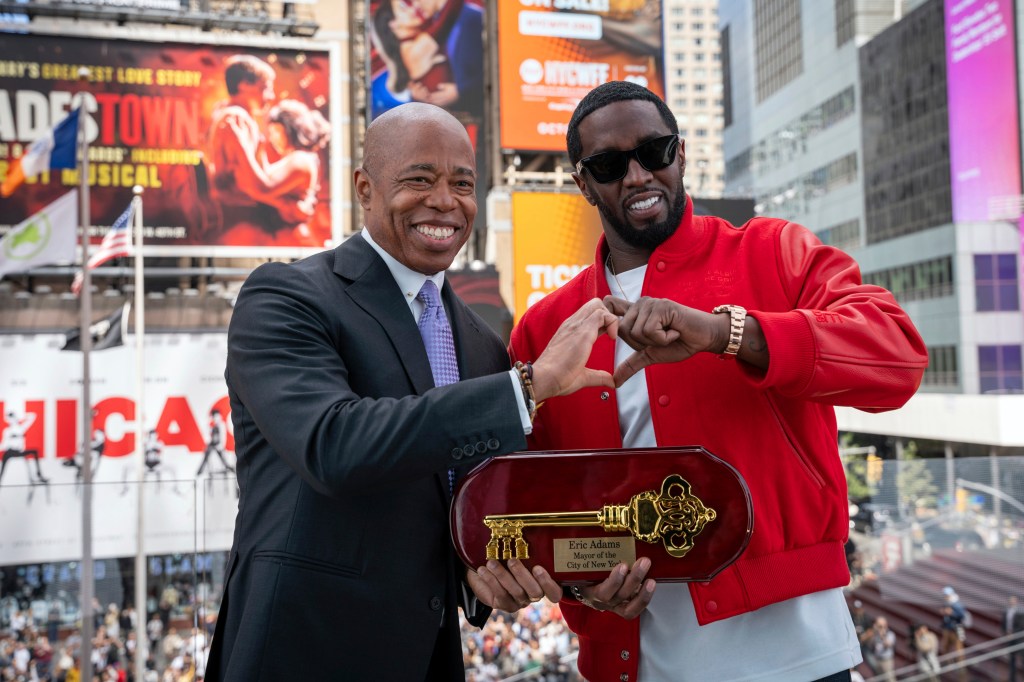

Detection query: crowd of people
(0, 580), (217, 682)
(461, 601), (580, 682)
(1, 597), (580, 681)
(3, 579), (1022, 681)
(848, 585), (1024, 682)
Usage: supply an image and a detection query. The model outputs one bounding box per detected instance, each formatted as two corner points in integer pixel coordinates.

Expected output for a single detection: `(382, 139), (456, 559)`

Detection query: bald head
(354, 103), (478, 274)
(363, 103), (473, 176)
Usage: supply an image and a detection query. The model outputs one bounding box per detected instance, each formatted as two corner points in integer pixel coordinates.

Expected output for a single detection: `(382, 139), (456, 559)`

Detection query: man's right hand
(530, 299), (619, 403)
(570, 558), (656, 620)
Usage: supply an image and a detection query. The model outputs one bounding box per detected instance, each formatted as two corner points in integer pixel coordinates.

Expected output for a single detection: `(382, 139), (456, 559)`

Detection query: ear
(677, 136), (687, 176)
(571, 172), (596, 206)
(353, 167), (373, 210)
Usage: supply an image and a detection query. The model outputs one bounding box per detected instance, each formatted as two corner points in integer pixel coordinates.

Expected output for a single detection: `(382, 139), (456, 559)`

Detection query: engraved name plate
(553, 536), (637, 573)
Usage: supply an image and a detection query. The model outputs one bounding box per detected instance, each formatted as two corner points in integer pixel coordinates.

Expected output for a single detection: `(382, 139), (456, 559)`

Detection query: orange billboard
(498, 0), (665, 152)
(512, 191), (603, 320)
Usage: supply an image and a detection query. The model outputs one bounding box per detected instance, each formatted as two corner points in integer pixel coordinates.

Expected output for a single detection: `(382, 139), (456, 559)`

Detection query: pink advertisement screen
(945, 0), (1022, 222)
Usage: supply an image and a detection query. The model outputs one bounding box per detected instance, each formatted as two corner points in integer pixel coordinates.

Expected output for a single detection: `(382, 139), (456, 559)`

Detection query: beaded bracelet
(513, 360), (538, 423)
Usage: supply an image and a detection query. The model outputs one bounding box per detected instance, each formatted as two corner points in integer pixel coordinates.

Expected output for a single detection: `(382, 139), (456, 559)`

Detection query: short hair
(224, 55), (275, 96)
(566, 81), (679, 165)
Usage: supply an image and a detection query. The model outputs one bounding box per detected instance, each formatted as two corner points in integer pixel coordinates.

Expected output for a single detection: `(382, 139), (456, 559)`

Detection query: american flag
(71, 202), (134, 295)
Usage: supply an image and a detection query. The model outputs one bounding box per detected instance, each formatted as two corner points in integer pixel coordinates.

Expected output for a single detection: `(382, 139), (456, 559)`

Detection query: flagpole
(75, 66), (96, 682)
(132, 185), (148, 682)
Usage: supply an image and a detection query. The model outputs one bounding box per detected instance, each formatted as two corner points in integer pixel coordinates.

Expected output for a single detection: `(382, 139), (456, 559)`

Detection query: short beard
(595, 182), (687, 252)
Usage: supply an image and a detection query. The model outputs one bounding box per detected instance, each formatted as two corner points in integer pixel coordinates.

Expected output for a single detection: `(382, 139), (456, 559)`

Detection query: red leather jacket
(508, 200), (927, 682)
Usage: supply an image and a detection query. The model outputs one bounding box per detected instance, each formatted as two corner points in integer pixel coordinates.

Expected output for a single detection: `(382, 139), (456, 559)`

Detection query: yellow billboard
(512, 191), (603, 320)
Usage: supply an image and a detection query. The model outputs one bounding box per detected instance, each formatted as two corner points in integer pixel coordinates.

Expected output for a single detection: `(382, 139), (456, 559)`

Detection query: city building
(663, 0), (726, 197)
(718, 0), (1024, 459)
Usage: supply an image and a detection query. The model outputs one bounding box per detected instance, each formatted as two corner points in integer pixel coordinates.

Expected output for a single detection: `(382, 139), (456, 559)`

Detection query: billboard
(0, 333), (237, 564)
(0, 32), (340, 257)
(944, 0), (1021, 222)
(512, 192), (602, 319)
(511, 192), (751, 319)
(367, 0), (488, 236)
(498, 0), (665, 152)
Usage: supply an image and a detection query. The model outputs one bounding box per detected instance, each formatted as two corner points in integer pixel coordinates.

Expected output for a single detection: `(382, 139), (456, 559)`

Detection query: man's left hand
(468, 559), (562, 612)
(604, 296), (720, 386)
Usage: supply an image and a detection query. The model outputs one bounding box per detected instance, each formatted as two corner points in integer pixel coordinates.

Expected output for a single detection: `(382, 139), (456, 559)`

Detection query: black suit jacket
(206, 236), (526, 680)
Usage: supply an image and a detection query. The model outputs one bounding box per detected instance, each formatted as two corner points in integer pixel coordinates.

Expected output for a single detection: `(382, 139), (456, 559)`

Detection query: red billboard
(0, 33), (339, 256)
(498, 0), (665, 152)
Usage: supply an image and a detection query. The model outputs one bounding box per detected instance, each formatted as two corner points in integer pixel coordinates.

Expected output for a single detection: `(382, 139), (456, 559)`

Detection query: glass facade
(725, 87), (855, 185)
(860, 0), (952, 244)
(978, 345), (1024, 393)
(922, 345), (959, 388)
(974, 253), (1020, 312)
(754, 0), (803, 102)
(862, 256), (954, 302)
(819, 218), (861, 251)
(835, 0), (855, 46)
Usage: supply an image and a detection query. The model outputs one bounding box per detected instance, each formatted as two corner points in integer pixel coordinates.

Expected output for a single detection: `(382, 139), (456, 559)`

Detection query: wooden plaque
(451, 447), (753, 584)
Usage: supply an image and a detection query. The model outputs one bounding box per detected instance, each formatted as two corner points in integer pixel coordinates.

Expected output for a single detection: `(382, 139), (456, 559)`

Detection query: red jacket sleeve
(742, 222), (928, 411)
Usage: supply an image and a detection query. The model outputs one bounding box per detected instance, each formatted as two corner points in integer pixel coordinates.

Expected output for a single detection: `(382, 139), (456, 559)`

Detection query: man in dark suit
(205, 103), (618, 680)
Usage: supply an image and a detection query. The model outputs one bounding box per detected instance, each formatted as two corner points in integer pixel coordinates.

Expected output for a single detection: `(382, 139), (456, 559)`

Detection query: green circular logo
(4, 212), (53, 261)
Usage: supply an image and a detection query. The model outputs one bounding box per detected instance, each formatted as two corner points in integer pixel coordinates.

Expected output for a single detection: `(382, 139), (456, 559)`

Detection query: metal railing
(865, 631), (1024, 682)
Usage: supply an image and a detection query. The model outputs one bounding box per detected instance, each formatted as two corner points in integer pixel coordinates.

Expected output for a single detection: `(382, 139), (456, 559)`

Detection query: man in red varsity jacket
(509, 81), (927, 682)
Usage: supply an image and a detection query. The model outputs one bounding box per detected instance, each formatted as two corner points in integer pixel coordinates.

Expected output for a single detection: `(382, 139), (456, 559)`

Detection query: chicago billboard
(0, 333), (236, 564)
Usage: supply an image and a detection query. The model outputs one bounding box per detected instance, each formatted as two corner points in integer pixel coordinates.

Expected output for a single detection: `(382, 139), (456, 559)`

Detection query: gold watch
(712, 305), (747, 356)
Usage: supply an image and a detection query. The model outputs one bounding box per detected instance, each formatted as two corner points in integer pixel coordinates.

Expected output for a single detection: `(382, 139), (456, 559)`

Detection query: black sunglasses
(575, 135), (680, 184)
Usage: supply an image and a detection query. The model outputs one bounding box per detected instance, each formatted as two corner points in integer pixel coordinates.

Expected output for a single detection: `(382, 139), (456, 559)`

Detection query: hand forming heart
(604, 295), (724, 386)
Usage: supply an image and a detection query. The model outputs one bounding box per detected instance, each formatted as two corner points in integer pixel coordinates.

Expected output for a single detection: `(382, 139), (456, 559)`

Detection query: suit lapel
(334, 237), (435, 395)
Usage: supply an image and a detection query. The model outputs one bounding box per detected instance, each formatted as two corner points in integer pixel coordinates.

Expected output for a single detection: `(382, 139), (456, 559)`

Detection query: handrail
(864, 630), (1024, 682)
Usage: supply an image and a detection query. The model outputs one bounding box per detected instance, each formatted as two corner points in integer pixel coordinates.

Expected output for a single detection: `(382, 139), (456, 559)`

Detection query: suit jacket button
(475, 441), (488, 454)
(429, 596), (442, 611)
(451, 447), (463, 460)
(487, 438), (500, 450)
(462, 444), (476, 458)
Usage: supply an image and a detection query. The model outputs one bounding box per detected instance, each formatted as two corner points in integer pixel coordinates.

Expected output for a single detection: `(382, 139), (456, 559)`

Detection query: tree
(896, 440), (938, 514)
(840, 432), (877, 501)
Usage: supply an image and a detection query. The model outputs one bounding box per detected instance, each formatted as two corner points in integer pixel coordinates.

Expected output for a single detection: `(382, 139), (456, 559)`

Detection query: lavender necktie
(417, 280), (460, 492)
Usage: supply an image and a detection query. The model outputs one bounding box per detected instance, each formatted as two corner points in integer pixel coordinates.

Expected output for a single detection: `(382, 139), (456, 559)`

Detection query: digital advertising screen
(944, 0), (1021, 222)
(498, 0), (665, 152)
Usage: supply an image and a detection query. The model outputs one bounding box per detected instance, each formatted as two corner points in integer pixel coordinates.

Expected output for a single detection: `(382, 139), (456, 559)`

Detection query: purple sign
(945, 0), (1022, 222)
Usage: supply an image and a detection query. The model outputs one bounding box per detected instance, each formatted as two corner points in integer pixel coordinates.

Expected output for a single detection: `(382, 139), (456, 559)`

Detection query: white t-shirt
(606, 262), (862, 681)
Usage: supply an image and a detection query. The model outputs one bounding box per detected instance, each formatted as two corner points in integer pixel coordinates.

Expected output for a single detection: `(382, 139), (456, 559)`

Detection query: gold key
(483, 474), (716, 561)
